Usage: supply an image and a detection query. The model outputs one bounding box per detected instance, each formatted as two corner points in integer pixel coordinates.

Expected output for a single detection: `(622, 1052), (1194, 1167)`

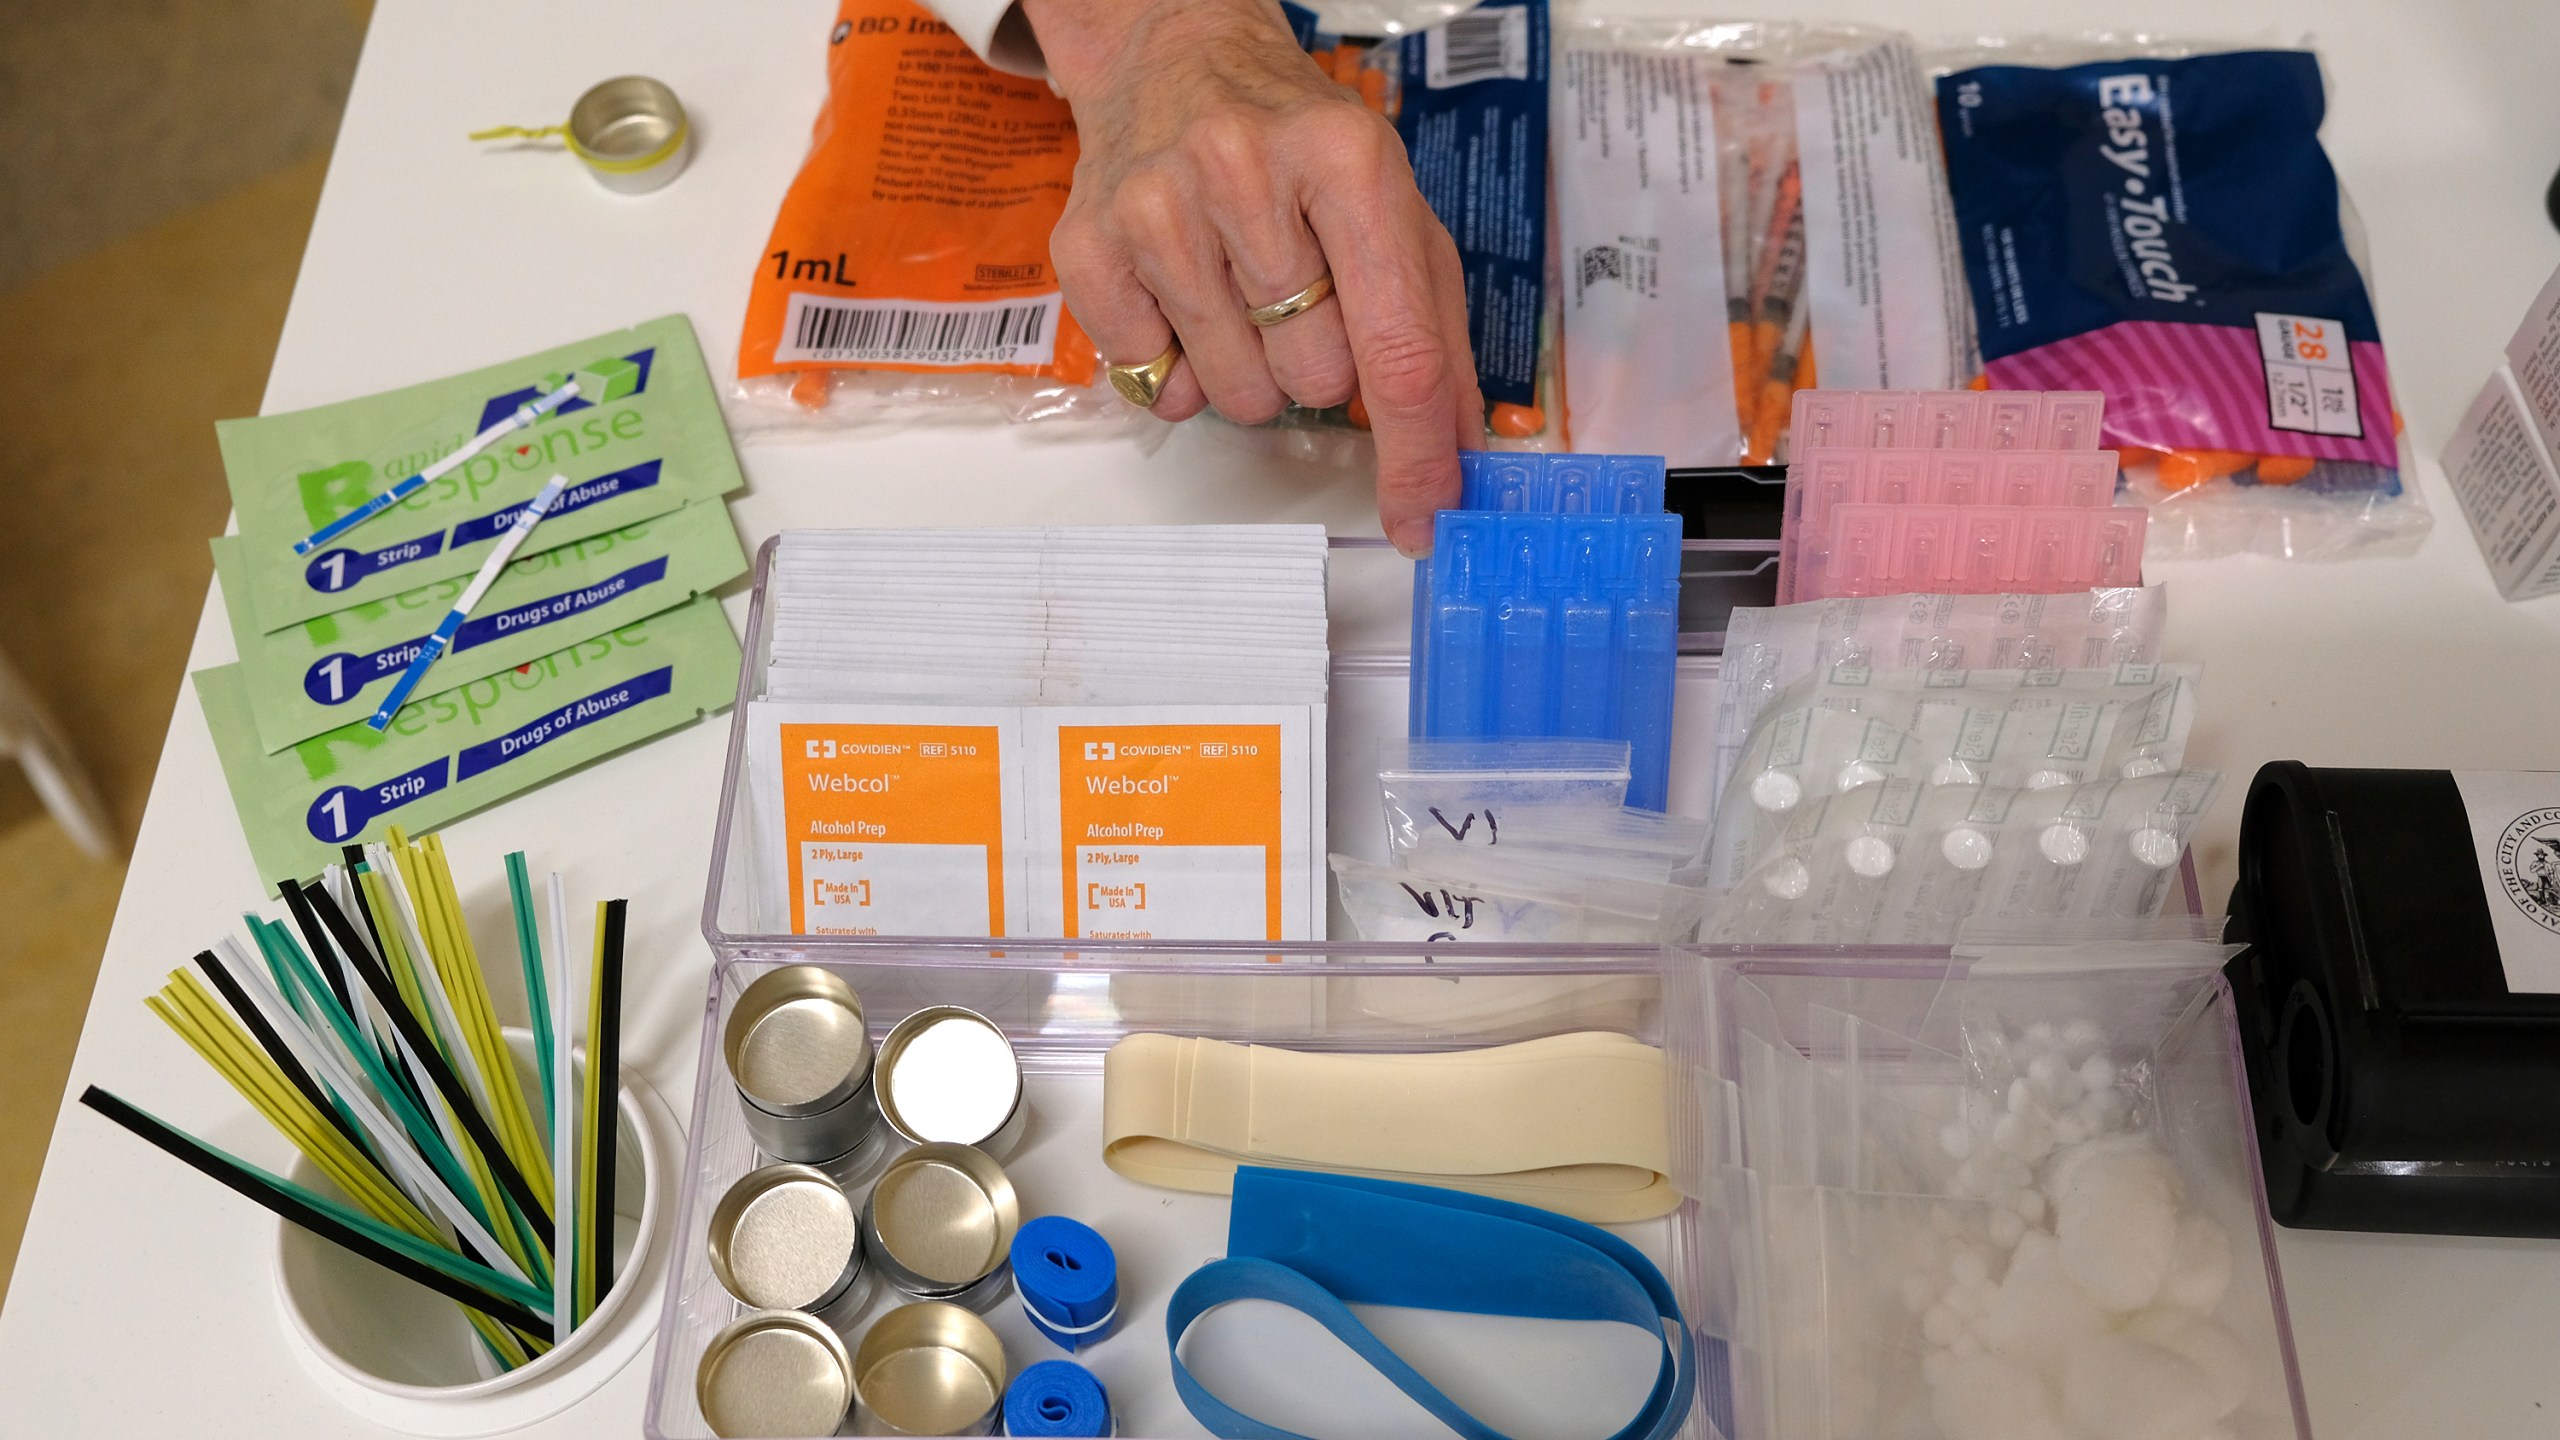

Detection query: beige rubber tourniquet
(1101, 1031), (1678, 1223)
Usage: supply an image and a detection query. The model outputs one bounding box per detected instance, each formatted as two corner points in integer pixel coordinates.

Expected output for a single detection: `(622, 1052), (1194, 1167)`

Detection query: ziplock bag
(1377, 737), (1630, 856)
(732, 0), (1117, 431)
(1330, 847), (1706, 943)
(1553, 18), (1972, 464)
(1708, 663), (2199, 890)
(1931, 41), (2429, 559)
(1400, 801), (1708, 879)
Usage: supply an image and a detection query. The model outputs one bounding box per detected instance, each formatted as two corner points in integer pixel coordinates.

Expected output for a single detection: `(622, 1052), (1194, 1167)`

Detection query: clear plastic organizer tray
(704, 535), (1753, 951)
(641, 946), (2308, 1440)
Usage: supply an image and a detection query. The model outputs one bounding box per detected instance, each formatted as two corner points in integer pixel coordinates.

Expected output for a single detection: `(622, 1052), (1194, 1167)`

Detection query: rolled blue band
(1165, 1168), (1696, 1440)
(1012, 1215), (1117, 1350)
(1004, 1360), (1113, 1438)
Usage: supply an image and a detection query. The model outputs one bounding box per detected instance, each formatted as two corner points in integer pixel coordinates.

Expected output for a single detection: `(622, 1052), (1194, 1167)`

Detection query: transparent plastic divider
(1691, 955), (2311, 1440)
(705, 534), (1735, 952)
(642, 944), (1729, 1440)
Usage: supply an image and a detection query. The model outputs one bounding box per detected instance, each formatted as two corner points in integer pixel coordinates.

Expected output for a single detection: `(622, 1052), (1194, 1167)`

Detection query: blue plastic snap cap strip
(1165, 1168), (1696, 1440)
(1011, 1215), (1119, 1351)
(1004, 1360), (1114, 1438)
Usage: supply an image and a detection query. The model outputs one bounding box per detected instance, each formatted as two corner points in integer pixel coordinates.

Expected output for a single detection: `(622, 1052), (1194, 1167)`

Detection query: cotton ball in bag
(2061, 1333), (2223, 1440)
(1983, 1233), (2108, 1382)
(1930, 1353), (2071, 1440)
(2159, 1213), (2233, 1314)
(2125, 1309), (2251, 1418)
(2049, 1138), (2182, 1311)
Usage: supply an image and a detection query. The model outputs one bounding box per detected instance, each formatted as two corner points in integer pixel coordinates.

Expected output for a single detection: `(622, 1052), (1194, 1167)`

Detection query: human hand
(1023, 0), (1483, 555)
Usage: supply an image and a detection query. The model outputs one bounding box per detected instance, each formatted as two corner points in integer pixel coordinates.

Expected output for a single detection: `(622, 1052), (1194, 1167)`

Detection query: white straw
(211, 938), (532, 1290)
(546, 871), (578, 1345)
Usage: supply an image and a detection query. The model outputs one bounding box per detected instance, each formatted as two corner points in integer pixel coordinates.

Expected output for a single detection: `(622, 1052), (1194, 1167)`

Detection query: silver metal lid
(864, 1143), (1020, 1295)
(727, 967), (872, 1117)
(566, 76), (691, 193)
(854, 1301), (1008, 1436)
(697, 1309), (853, 1438)
(876, 1006), (1022, 1149)
(707, 1164), (860, 1312)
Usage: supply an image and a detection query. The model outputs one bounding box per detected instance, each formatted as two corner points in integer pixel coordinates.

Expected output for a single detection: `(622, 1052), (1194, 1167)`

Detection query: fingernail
(1390, 517), (1435, 558)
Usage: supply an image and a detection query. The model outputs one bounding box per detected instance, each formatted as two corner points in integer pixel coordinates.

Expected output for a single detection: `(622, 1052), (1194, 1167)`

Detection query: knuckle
(1359, 324), (1450, 412)
(1047, 216), (1107, 284)
(1186, 108), (1267, 186)
(1112, 168), (1192, 247)
(1314, 101), (1394, 160)
(1207, 375), (1289, 427)
(1280, 350), (1358, 409)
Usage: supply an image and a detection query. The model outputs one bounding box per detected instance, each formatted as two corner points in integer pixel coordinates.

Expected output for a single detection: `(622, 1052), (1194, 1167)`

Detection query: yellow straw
(152, 984), (417, 1229)
(421, 835), (554, 1212)
(149, 980), (535, 1368)
(377, 836), (545, 1284)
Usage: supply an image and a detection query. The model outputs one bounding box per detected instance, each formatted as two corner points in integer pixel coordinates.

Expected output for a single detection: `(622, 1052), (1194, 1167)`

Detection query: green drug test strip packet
(218, 315), (745, 630)
(215, 498), (747, 753)
(195, 594), (742, 884)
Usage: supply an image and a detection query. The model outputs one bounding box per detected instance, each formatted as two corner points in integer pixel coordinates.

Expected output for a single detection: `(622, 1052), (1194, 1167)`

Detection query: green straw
(504, 852), (555, 1128)
(82, 1087), (553, 1329)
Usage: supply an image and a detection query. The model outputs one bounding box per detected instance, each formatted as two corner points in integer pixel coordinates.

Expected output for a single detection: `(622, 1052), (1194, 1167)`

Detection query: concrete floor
(0, 0), (368, 1296)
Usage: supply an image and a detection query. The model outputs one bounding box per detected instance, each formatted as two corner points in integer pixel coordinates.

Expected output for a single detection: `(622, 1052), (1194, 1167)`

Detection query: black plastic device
(2225, 761), (2560, 1238)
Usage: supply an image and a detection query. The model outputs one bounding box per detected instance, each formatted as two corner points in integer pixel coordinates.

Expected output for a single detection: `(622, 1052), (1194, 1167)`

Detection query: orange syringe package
(734, 0), (1116, 429)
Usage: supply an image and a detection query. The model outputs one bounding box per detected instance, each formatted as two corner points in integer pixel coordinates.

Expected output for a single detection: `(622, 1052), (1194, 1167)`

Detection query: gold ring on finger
(1106, 340), (1181, 408)
(1247, 273), (1335, 328)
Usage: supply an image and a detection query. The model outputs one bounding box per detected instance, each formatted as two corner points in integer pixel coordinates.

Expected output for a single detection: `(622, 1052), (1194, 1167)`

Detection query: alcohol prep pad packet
(196, 594), (741, 883)
(218, 315), (745, 628)
(1025, 707), (1320, 942)
(741, 703), (1322, 941)
(214, 498), (747, 753)
(744, 702), (1030, 938)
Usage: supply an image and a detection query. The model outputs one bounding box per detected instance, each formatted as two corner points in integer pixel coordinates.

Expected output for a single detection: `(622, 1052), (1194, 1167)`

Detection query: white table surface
(5, 0), (2560, 1434)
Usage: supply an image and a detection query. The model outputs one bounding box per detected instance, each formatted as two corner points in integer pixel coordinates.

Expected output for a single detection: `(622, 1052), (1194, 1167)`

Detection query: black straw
(81, 1086), (548, 1336)
(284, 882), (555, 1239)
(590, 898), (627, 1302)
(189, 948), (369, 1161)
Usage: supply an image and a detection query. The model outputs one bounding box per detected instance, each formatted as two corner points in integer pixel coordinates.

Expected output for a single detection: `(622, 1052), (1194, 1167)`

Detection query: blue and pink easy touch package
(1935, 48), (2428, 556)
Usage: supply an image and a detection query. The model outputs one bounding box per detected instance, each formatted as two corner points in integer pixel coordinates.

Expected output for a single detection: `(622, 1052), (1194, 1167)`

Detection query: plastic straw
(149, 979), (418, 1230)
(211, 937), (535, 1281)
(505, 852), (555, 1128)
(421, 837), (553, 1211)
(546, 873), (577, 1345)
(82, 1087), (551, 1335)
(591, 898), (626, 1307)
(288, 883), (557, 1241)
(368, 846), (545, 1280)
(186, 948), (367, 1158)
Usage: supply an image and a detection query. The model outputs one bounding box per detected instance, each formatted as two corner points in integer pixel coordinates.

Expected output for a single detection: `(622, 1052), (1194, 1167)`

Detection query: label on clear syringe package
(1032, 711), (1316, 941)
(749, 704), (1023, 937)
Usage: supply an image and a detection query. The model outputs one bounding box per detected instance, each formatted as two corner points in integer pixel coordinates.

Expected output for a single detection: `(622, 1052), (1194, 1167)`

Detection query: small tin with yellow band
(567, 77), (691, 192)
(472, 76), (692, 194)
